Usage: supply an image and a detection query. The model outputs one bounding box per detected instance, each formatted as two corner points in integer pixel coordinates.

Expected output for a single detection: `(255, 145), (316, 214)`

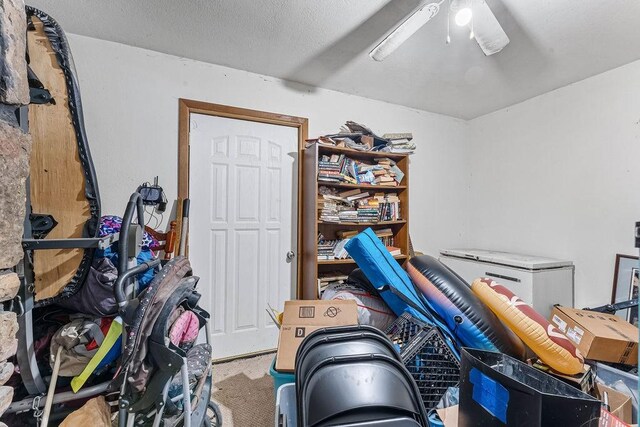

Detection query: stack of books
(318, 188), (352, 223)
(317, 239), (338, 260)
(308, 133), (371, 152)
(374, 193), (401, 221)
(317, 272), (349, 296)
(338, 209), (358, 222)
(333, 239), (350, 259)
(357, 206), (379, 222)
(317, 154), (404, 186)
(318, 187), (402, 224)
(318, 154), (354, 184)
(386, 246), (402, 256)
(333, 228), (400, 257)
(317, 198), (340, 222)
(306, 121), (416, 155)
(316, 234), (352, 261)
(382, 133), (416, 154)
(375, 228), (395, 246)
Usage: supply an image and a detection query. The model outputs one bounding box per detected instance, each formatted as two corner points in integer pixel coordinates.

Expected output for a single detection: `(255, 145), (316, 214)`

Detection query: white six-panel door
(188, 113), (297, 359)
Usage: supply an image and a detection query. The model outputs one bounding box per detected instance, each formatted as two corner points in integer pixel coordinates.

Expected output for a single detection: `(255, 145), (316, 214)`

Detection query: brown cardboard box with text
(275, 300), (358, 372)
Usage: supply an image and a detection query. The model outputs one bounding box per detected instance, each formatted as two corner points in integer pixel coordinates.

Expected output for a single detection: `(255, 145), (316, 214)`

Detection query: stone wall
(0, 0), (29, 420)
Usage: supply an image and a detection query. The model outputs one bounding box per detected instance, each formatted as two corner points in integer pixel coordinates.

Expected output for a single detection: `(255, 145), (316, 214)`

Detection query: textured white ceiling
(26, 0), (640, 119)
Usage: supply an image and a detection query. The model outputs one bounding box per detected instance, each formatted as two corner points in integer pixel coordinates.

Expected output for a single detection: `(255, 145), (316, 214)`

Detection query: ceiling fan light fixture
(369, 1), (442, 61)
(455, 7), (472, 26)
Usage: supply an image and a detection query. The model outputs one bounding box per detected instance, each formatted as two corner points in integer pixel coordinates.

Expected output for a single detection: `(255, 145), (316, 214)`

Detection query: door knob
(286, 251), (295, 262)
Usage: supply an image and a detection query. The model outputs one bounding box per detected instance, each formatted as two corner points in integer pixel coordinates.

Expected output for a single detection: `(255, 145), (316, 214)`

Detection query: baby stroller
(110, 192), (219, 427)
(6, 192), (220, 426)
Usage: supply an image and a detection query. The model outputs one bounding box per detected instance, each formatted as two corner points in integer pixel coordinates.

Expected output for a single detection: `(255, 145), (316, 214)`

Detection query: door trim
(178, 99), (308, 298)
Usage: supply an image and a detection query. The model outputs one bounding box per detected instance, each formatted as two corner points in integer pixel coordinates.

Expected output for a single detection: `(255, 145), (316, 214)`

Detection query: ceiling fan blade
(472, 0), (509, 56)
(369, 1), (443, 62)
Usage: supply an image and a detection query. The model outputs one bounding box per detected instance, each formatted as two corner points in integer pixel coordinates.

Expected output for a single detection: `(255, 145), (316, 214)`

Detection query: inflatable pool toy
(472, 277), (584, 375)
(407, 256), (526, 359)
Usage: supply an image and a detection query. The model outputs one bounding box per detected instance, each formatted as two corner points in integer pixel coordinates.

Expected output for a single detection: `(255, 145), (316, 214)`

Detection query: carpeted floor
(211, 352), (276, 426)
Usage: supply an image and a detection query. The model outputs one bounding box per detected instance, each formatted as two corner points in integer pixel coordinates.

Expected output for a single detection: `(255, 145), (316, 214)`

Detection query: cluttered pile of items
(270, 228), (639, 427)
(308, 121), (416, 154)
(0, 8), (220, 426)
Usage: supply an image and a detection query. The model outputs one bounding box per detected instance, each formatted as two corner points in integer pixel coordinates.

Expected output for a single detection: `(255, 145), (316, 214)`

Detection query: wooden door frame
(178, 98), (308, 298)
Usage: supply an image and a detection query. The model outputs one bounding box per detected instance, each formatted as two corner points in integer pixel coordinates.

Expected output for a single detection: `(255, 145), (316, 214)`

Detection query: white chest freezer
(439, 249), (574, 319)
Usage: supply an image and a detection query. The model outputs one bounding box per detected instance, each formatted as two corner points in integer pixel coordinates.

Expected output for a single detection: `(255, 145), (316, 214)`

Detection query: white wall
(66, 34), (471, 256)
(468, 60), (640, 308)
(67, 33), (639, 308)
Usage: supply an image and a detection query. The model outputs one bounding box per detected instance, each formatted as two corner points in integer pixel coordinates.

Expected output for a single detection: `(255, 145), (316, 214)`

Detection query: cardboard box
(550, 306), (638, 365)
(599, 408), (632, 427)
(530, 359), (595, 393)
(436, 405), (459, 427)
(275, 300), (358, 372)
(595, 384), (633, 425)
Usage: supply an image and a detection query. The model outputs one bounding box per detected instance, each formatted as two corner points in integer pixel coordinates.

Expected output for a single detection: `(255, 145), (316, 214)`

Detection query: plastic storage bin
(592, 362), (638, 423)
(275, 383), (297, 427)
(270, 357), (295, 394)
(459, 348), (601, 427)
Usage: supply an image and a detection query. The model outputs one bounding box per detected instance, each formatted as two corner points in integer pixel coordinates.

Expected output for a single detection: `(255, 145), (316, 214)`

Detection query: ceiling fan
(369, 0), (509, 61)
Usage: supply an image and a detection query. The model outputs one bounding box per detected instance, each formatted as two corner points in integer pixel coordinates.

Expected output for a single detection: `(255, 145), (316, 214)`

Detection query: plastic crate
(269, 357), (295, 396)
(385, 312), (430, 352)
(386, 313), (461, 410)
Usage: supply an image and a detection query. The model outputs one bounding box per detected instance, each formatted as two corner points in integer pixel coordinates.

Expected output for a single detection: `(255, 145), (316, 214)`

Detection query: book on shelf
(389, 165), (404, 183)
(386, 246), (402, 256)
(336, 229), (359, 239)
(345, 192), (370, 202)
(338, 188), (361, 198)
(380, 146), (415, 154)
(382, 132), (413, 141)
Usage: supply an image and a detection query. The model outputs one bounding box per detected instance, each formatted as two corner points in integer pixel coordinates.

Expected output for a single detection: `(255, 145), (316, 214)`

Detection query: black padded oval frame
(26, 6), (102, 308)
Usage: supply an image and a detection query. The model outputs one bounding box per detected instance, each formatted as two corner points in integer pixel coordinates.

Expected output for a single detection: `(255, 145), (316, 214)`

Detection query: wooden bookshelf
(300, 142), (410, 299)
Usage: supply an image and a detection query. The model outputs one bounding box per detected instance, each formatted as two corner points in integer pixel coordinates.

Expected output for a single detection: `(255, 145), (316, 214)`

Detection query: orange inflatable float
(471, 278), (584, 375)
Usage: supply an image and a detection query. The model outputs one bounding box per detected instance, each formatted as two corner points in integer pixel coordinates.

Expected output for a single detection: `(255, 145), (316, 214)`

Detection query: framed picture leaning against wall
(611, 253), (640, 326)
